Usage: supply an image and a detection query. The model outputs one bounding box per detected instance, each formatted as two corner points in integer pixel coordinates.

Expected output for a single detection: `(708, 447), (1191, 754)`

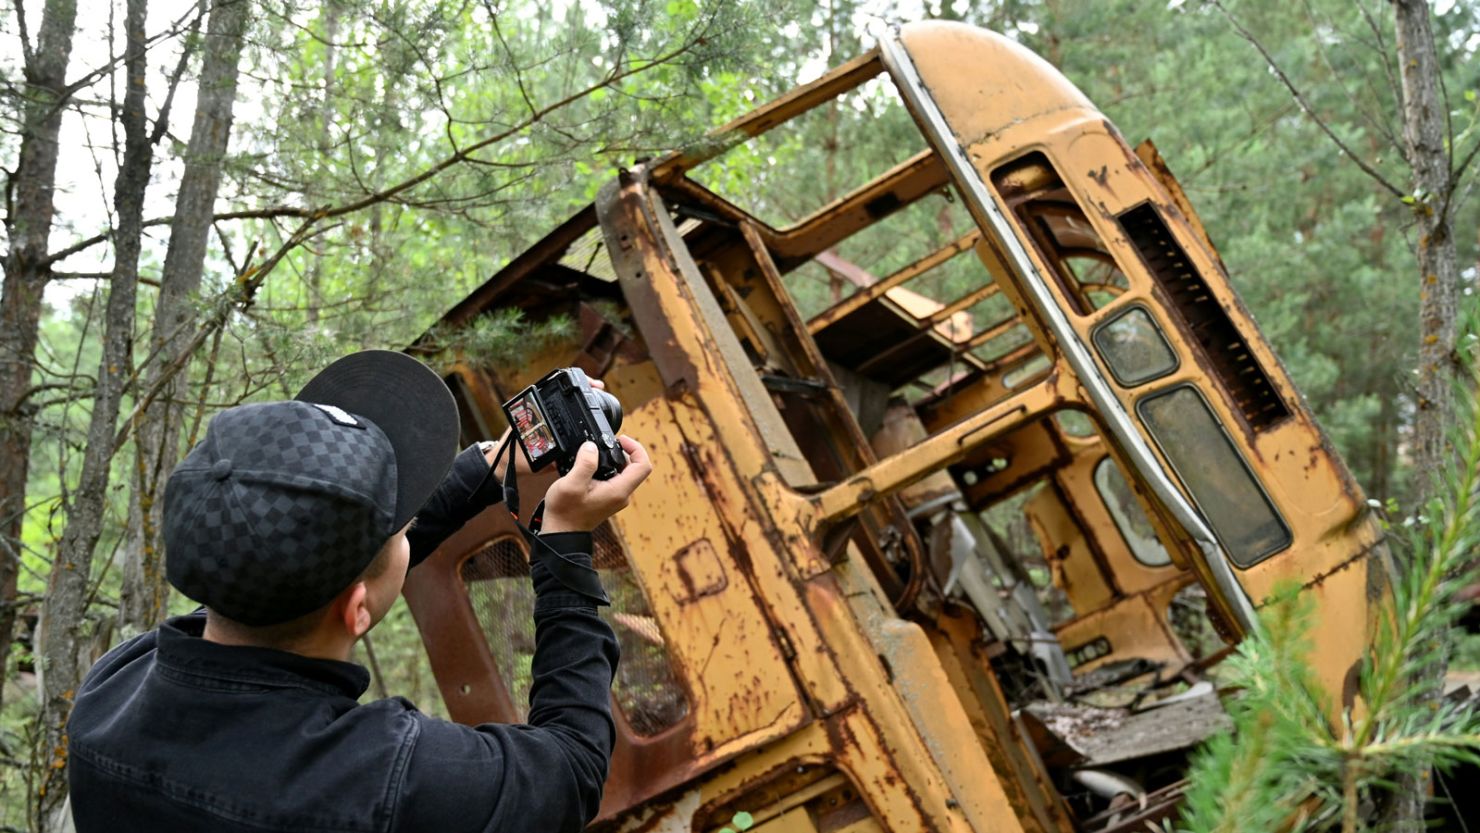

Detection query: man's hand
(540, 436), (652, 534)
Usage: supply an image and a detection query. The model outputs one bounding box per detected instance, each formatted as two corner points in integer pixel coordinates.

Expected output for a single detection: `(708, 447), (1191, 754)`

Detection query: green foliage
(1178, 586), (1343, 832)
(422, 309), (576, 372)
(1454, 631), (1480, 672)
(718, 809), (757, 833)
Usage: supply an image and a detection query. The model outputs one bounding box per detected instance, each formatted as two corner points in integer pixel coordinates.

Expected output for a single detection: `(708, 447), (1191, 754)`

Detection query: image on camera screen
(509, 393), (557, 462)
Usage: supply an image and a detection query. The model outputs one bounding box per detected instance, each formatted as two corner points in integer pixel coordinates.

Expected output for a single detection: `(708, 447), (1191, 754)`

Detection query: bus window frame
(1090, 303), (1181, 388)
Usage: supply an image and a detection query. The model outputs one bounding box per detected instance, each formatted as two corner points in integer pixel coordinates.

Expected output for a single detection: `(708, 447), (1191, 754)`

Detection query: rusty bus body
(403, 22), (1389, 833)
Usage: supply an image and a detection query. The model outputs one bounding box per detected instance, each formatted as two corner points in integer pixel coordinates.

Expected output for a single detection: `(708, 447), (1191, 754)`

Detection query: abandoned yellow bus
(402, 21), (1389, 833)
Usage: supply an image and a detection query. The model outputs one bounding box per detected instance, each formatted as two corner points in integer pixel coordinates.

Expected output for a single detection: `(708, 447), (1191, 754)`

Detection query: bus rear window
(1092, 306), (1178, 387)
(462, 526), (689, 735)
(1136, 386), (1291, 567)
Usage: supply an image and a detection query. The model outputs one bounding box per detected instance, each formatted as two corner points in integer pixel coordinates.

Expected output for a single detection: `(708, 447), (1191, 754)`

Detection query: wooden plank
(1024, 690), (1232, 767)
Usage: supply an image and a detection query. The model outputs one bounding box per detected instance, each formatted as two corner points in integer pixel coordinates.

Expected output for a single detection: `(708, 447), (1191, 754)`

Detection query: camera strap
(490, 433), (609, 606)
(495, 433), (545, 533)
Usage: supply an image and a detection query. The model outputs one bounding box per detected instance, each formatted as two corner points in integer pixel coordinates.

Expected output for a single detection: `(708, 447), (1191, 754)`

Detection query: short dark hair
(206, 535), (400, 648)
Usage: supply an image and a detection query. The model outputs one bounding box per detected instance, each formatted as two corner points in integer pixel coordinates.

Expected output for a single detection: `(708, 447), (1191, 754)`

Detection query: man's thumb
(569, 441), (599, 480)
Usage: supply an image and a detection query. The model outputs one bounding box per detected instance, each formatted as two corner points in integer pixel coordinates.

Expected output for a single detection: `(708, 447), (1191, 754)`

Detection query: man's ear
(338, 581), (372, 638)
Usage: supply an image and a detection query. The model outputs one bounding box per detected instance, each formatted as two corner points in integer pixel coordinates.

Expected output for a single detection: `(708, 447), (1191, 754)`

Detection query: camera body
(502, 367), (626, 480)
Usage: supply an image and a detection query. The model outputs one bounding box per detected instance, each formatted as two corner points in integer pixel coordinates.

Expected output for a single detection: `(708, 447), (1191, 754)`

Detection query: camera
(502, 368), (626, 480)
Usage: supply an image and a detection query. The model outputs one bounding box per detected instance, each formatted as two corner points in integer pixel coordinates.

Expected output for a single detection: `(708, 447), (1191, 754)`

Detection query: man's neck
(202, 615), (356, 663)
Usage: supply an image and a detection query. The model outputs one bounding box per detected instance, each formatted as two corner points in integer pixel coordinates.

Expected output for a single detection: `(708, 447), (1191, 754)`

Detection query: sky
(0, 0), (1128, 315)
(7, 0), (1477, 312)
(6, 0), (239, 307)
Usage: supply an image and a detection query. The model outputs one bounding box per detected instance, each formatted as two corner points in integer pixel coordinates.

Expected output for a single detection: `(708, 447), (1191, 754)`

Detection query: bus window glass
(1092, 457), (1171, 567)
(1119, 204), (1290, 430)
(1092, 306), (1178, 386)
(1053, 410), (1097, 439)
(1137, 386), (1292, 567)
(1003, 353), (1052, 389)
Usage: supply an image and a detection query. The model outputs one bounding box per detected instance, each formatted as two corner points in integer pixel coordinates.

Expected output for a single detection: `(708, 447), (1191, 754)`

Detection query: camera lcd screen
(507, 390), (558, 463)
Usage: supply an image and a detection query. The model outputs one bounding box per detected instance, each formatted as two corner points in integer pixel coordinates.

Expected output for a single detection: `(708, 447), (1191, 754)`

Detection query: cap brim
(296, 351), (459, 530)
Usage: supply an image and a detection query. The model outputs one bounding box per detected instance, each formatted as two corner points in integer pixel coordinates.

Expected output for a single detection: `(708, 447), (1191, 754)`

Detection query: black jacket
(67, 447), (619, 833)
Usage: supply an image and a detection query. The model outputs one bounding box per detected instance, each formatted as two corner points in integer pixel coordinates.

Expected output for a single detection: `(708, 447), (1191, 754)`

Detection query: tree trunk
(1397, 0), (1460, 501)
(1382, 0), (1460, 829)
(34, 0), (153, 822)
(0, 0), (80, 711)
(118, 0), (251, 634)
(304, 0), (342, 330)
(364, 9), (406, 331)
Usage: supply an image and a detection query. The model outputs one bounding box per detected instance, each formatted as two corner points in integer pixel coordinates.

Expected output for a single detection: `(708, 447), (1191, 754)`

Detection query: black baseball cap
(164, 351), (459, 626)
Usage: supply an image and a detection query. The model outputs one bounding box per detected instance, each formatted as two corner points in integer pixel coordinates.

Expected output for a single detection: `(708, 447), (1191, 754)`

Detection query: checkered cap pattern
(164, 401), (399, 626)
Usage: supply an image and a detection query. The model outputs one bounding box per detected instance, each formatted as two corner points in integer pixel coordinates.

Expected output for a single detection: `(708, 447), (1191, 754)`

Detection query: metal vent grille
(461, 525), (689, 736)
(1119, 204), (1290, 431)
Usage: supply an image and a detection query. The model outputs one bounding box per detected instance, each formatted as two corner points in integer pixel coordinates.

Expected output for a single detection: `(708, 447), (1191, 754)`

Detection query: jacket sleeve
(395, 532), (620, 833)
(407, 444), (505, 567)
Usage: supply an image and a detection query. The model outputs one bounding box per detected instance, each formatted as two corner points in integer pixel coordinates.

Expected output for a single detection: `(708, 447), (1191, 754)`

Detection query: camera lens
(595, 389), (623, 432)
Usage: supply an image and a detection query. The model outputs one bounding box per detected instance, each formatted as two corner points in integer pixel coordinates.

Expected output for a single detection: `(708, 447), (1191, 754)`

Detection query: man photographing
(65, 350), (653, 832)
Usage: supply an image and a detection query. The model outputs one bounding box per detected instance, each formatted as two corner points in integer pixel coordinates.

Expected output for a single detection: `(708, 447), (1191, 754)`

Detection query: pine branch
(38, 31), (708, 269)
(1358, 328), (1480, 742)
(1206, 0), (1406, 199)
